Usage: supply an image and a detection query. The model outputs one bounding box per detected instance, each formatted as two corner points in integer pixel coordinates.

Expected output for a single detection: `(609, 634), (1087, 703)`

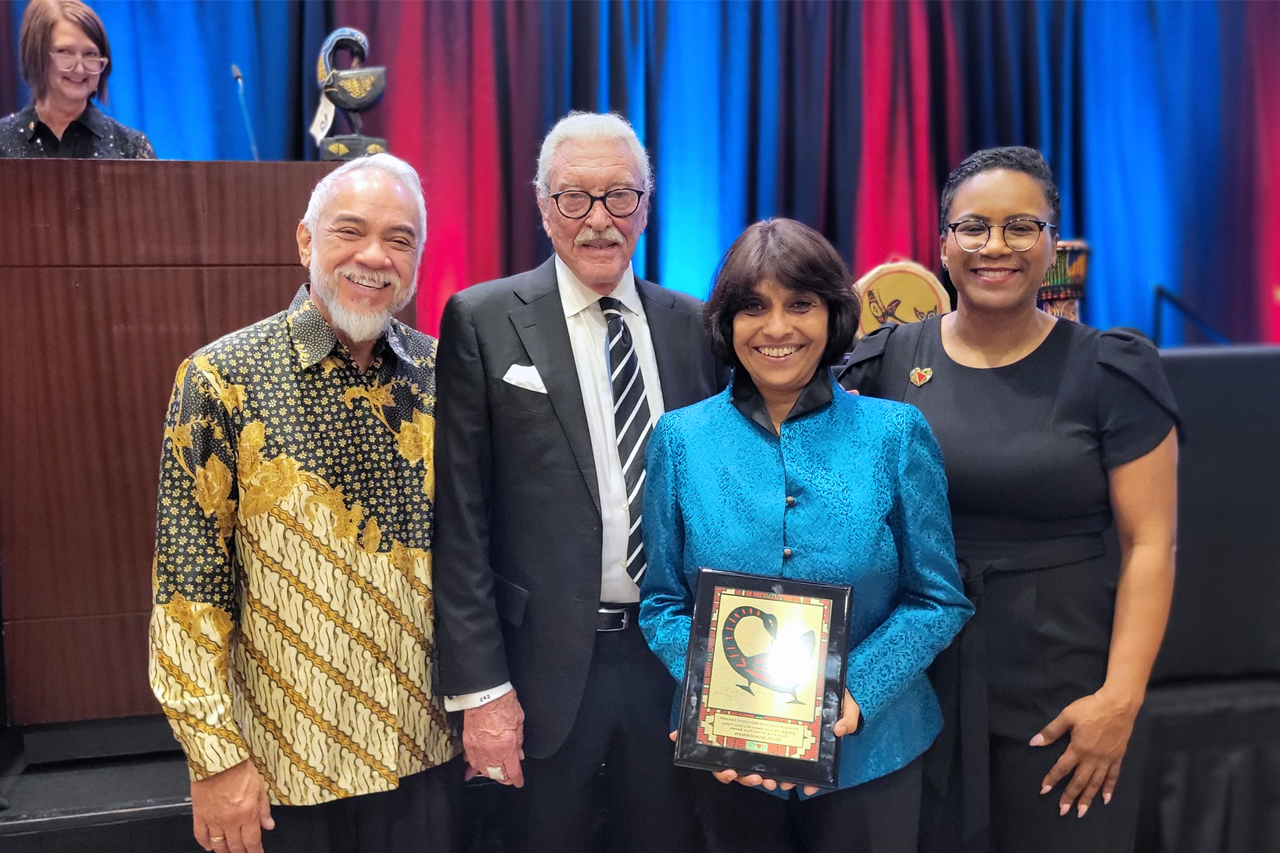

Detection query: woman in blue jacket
(639, 218), (972, 853)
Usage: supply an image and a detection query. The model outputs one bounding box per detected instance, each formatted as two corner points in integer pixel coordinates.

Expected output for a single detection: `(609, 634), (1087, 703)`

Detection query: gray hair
(301, 153), (428, 257)
(534, 111), (653, 198)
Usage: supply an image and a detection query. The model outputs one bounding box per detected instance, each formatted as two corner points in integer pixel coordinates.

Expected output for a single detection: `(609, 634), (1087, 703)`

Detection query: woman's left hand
(1030, 688), (1138, 817)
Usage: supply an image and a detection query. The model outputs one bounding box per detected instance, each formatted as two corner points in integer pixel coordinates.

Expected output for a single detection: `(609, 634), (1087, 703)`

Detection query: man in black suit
(433, 111), (720, 852)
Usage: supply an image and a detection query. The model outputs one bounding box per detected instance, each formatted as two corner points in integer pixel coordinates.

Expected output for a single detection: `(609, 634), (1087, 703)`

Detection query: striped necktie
(599, 296), (651, 583)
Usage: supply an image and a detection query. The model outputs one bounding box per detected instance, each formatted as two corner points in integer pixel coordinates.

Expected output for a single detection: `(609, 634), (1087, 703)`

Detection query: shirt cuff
(443, 681), (514, 712)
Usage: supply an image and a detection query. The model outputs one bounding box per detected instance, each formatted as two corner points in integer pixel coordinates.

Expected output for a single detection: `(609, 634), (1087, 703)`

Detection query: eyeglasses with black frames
(50, 49), (108, 74)
(946, 219), (1055, 253)
(549, 188), (646, 220)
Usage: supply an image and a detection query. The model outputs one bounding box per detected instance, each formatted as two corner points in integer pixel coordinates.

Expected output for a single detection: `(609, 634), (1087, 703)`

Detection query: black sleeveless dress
(838, 316), (1178, 853)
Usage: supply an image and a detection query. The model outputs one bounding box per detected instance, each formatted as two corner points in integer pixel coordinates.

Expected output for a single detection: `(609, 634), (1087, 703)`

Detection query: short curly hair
(939, 146), (1061, 233)
(704, 219), (860, 372)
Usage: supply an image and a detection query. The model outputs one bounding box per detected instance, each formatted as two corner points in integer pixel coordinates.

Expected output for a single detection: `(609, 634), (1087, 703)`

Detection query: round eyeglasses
(50, 49), (108, 74)
(549, 188), (646, 220)
(946, 219), (1055, 253)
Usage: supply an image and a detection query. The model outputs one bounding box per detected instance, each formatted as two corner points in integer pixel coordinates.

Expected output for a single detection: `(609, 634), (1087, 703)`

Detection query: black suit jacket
(432, 257), (721, 758)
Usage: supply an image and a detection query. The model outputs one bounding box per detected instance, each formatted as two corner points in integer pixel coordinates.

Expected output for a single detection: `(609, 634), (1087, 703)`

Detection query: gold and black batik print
(149, 286), (456, 806)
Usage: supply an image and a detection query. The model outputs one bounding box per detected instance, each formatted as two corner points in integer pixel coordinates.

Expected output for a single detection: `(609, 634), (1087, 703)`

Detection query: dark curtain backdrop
(4, 0), (1278, 342)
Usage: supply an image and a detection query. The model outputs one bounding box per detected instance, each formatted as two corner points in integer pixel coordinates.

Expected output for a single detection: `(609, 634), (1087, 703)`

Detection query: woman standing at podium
(840, 147), (1178, 852)
(0, 0), (154, 159)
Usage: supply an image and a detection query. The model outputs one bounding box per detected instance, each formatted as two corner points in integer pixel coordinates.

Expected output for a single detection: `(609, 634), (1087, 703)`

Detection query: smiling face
(942, 168), (1058, 316)
(296, 168), (420, 343)
(45, 19), (101, 108)
(732, 279), (829, 409)
(538, 137), (649, 295)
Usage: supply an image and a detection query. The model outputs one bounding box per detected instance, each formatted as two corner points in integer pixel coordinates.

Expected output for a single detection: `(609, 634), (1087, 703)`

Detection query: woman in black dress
(839, 147), (1178, 852)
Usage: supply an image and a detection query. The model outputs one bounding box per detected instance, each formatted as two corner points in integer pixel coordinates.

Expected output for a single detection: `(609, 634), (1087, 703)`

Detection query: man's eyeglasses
(50, 49), (108, 74)
(945, 219), (1055, 253)
(549, 188), (645, 220)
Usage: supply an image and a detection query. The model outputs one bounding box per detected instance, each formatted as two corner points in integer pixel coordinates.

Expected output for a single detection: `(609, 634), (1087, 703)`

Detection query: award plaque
(674, 568), (852, 788)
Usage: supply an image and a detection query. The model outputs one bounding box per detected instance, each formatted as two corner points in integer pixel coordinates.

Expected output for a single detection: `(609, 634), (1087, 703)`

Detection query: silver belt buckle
(598, 606), (630, 632)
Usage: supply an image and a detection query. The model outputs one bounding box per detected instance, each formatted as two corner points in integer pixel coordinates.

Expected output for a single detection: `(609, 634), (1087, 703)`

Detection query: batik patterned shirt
(149, 286), (456, 806)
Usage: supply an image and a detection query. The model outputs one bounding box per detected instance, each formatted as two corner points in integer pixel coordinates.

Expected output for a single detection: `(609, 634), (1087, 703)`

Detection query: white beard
(309, 258), (415, 343)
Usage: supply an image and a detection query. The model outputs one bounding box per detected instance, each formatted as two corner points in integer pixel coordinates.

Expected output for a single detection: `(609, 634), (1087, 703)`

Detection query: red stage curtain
(854, 0), (937, 276)
(1249, 2), (1280, 342)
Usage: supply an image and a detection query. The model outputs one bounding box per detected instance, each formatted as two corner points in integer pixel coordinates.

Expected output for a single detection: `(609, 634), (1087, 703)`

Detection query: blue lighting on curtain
(1158, 0), (1224, 336)
(969, 2), (999, 150)
(541, 1), (572, 135)
(719, 2), (751, 254)
(1000, 2), (1026, 144)
(93, 3), (196, 154)
(755, 1), (780, 221)
(656, 0), (726, 299)
(1040, 0), (1079, 239)
(1034, 1), (1055, 172)
(618, 0), (651, 280)
(596, 1), (610, 114)
(8, 1), (30, 106)
(650, 1), (756, 298)
(1081, 2), (1177, 338)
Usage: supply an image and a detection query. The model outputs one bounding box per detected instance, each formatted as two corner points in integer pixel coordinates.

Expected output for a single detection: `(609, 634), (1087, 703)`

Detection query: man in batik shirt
(150, 154), (458, 853)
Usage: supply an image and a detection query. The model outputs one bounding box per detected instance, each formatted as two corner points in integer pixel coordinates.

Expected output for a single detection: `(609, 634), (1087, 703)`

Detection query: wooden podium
(0, 160), (337, 731)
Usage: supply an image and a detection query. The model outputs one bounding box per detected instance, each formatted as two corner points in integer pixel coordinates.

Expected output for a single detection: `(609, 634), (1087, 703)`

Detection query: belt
(931, 534), (1106, 847)
(597, 603), (640, 632)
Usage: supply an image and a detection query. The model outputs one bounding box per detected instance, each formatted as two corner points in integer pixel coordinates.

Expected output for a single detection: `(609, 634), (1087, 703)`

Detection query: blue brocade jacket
(639, 370), (973, 794)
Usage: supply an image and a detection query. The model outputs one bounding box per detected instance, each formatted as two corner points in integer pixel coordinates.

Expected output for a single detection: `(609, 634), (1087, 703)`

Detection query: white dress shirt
(444, 256), (666, 712)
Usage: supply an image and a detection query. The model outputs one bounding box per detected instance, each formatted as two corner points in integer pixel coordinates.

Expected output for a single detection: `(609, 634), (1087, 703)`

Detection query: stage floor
(0, 751), (200, 852)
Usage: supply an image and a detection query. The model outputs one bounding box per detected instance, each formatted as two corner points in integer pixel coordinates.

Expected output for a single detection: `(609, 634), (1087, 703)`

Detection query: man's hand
(190, 759), (274, 853)
(463, 690), (526, 787)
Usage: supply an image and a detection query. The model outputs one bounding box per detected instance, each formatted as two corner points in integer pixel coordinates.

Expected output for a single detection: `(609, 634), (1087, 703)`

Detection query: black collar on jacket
(731, 366), (835, 435)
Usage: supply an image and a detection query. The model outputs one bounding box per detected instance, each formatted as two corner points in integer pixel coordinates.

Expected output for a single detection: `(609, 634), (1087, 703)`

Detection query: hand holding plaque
(674, 569), (852, 789)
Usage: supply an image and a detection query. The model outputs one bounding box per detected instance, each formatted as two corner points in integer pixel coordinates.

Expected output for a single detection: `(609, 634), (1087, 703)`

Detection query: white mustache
(575, 226), (625, 246)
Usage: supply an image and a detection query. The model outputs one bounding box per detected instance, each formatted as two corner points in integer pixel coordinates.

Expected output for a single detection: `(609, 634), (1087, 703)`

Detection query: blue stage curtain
(1080, 1), (1177, 339)
(945, 0), (1246, 342)
(654, 0), (747, 298)
(949, 2), (1082, 284)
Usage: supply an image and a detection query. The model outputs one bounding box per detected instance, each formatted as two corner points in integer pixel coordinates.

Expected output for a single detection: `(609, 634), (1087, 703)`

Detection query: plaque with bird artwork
(674, 569), (851, 788)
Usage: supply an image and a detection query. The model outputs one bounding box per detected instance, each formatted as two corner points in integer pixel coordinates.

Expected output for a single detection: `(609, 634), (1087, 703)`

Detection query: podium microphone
(231, 64), (260, 161)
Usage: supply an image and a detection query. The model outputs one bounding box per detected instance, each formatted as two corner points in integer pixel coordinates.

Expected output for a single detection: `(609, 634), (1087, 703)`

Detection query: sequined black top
(0, 101), (156, 159)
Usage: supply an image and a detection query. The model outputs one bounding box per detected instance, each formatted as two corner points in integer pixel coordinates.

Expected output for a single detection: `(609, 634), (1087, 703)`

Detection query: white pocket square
(502, 363), (547, 394)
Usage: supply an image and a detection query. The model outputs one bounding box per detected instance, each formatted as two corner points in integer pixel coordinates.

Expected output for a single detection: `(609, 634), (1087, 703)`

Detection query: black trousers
(511, 623), (698, 853)
(921, 546), (1148, 853)
(692, 757), (922, 853)
(987, 731), (1145, 853)
(263, 758), (462, 853)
